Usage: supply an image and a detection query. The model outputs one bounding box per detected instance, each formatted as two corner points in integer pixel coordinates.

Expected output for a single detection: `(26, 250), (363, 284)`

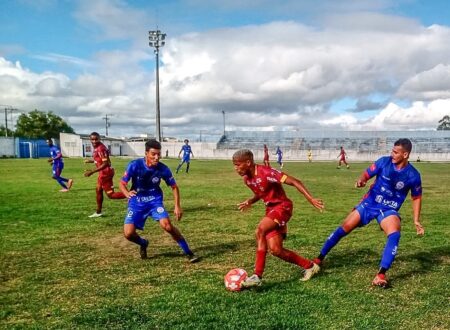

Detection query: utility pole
(103, 114), (111, 136)
(2, 106), (18, 137)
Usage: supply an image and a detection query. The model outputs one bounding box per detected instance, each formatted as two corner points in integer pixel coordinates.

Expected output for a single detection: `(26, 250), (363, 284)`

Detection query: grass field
(0, 157), (449, 329)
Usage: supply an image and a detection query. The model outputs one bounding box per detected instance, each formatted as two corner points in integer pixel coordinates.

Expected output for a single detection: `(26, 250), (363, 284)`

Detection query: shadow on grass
(256, 245), (450, 291)
(144, 239), (255, 261)
(393, 246), (449, 280)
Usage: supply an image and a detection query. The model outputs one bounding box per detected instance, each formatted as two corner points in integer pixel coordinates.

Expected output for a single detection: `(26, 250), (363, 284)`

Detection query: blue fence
(16, 139), (49, 158)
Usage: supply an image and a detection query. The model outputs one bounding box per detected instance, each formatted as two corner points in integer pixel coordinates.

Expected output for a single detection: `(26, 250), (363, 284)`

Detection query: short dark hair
(184, 139), (189, 143)
(90, 132), (100, 138)
(145, 139), (161, 151)
(394, 138), (412, 153)
(232, 149), (254, 162)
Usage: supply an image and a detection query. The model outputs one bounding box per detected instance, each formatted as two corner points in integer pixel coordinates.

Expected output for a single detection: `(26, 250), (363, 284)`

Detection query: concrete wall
(0, 137), (14, 157)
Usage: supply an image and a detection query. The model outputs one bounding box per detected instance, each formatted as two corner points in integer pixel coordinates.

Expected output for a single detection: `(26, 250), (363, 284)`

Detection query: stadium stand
(217, 130), (450, 161)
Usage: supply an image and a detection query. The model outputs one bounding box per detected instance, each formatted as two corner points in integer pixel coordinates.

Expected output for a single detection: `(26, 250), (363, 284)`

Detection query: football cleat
(140, 239), (149, 259)
(372, 274), (388, 288)
(241, 274), (262, 288)
(300, 262), (320, 281)
(88, 212), (103, 218)
(187, 254), (200, 263)
(67, 179), (74, 189)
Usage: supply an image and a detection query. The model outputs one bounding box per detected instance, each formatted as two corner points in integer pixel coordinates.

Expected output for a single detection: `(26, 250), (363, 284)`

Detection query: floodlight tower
(148, 29), (166, 141)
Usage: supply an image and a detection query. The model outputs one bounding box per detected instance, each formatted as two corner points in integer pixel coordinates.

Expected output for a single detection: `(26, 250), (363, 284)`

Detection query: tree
(0, 125), (14, 137)
(437, 115), (450, 130)
(15, 110), (75, 139)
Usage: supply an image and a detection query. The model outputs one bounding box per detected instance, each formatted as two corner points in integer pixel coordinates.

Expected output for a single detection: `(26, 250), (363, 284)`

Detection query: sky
(1, 0), (450, 140)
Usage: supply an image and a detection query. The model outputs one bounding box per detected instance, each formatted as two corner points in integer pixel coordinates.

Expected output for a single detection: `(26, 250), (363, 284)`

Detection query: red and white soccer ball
(224, 268), (248, 292)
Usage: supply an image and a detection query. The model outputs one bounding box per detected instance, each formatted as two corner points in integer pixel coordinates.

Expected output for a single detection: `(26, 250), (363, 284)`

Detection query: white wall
(0, 137), (15, 157)
(59, 133), (450, 162)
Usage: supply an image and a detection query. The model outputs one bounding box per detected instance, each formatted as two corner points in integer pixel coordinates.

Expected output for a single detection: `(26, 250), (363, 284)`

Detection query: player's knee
(269, 245), (282, 257)
(160, 221), (173, 233)
(255, 227), (265, 239)
(123, 228), (134, 240)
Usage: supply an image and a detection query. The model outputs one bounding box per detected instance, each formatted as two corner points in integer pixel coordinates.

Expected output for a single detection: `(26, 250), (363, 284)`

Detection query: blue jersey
(121, 158), (176, 207)
(359, 156), (422, 211)
(49, 145), (63, 166)
(181, 144), (192, 161)
(276, 148), (283, 161)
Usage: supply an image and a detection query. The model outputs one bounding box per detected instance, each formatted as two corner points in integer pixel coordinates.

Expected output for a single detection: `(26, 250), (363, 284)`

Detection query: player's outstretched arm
(412, 197), (424, 236)
(284, 176), (324, 211)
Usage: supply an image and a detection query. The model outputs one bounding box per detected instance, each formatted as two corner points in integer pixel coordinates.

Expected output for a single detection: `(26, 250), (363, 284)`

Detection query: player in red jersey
(263, 144), (270, 166)
(337, 146), (350, 169)
(232, 149), (324, 287)
(84, 132), (126, 218)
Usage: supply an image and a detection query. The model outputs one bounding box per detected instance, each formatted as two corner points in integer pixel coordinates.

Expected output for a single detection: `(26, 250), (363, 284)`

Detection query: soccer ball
(224, 268), (248, 292)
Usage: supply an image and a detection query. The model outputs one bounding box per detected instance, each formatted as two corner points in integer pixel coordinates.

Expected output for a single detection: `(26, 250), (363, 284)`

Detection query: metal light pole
(148, 29), (166, 141)
(222, 110), (226, 136)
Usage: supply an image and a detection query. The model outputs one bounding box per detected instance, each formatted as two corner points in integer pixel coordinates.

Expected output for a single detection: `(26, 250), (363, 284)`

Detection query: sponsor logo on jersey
(395, 181), (405, 190)
(157, 207), (165, 214)
(152, 177), (160, 184)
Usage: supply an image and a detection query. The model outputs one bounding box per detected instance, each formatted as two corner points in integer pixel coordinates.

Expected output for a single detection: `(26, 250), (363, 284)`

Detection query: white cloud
(2, 4), (450, 137)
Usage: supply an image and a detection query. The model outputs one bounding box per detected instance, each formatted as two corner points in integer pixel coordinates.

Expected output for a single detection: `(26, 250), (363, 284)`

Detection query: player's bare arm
(119, 180), (136, 199)
(355, 172), (369, 188)
(84, 157), (110, 177)
(284, 176), (324, 211)
(412, 197), (424, 236)
(172, 184), (183, 220)
(237, 195), (260, 212)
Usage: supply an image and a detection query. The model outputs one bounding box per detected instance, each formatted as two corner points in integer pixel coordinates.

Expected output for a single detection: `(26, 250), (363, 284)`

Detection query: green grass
(0, 158), (449, 329)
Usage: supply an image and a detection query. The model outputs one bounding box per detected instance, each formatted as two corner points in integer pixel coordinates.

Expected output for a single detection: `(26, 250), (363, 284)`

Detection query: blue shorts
(355, 202), (401, 227)
(124, 202), (169, 230)
(181, 156), (190, 163)
(52, 163), (64, 176)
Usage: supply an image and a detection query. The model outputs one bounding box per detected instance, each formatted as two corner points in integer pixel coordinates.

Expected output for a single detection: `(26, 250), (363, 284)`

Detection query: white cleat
(88, 212), (103, 218)
(300, 263), (320, 281)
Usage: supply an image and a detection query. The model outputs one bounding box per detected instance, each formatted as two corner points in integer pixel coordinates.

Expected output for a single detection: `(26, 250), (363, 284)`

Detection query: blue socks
(56, 176), (68, 188)
(177, 239), (193, 255)
(380, 231), (400, 270)
(320, 226), (348, 257)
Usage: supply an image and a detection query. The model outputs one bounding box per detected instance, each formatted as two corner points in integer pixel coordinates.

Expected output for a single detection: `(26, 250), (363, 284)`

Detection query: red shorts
(97, 171), (115, 193)
(265, 201), (293, 239)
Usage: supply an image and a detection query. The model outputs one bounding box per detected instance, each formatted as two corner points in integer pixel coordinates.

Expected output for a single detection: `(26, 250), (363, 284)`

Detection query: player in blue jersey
(275, 146), (283, 169)
(176, 139), (194, 173)
(119, 139), (199, 262)
(46, 138), (73, 192)
(312, 138), (424, 288)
